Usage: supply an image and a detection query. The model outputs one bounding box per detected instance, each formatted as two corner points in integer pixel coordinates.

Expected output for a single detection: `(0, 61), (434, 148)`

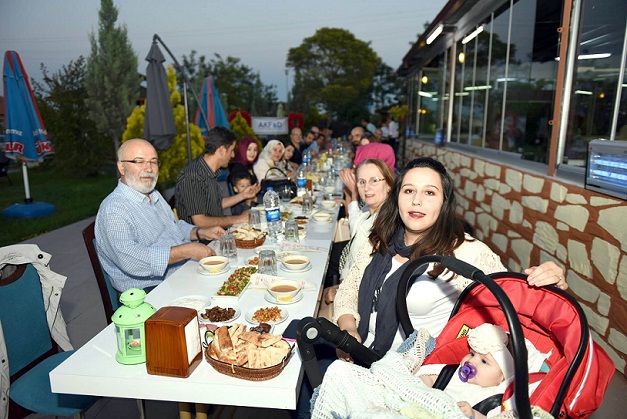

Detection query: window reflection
(566, 0), (627, 166)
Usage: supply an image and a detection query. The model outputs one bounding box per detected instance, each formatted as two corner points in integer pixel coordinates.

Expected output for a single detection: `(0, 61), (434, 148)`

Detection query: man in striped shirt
(175, 126), (260, 228)
(95, 139), (225, 292)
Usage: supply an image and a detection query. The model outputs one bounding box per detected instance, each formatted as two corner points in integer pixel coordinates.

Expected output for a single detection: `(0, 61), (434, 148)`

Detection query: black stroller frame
(297, 255), (592, 419)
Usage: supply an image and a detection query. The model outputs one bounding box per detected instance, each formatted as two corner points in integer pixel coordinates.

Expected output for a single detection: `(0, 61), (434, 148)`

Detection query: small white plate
(196, 264), (230, 276)
(254, 245), (282, 255)
(171, 295), (209, 311)
(197, 305), (241, 324)
(279, 262), (312, 273)
(264, 289), (303, 305)
(246, 256), (259, 267)
(245, 306), (288, 325)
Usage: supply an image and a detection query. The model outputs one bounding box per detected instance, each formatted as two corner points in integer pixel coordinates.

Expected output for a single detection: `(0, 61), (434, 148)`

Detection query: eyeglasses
(357, 177), (385, 188)
(120, 159), (161, 168)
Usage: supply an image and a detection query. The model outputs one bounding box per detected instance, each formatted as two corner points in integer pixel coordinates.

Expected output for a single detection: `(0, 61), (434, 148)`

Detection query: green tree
(229, 111), (258, 142)
(85, 0), (139, 160)
(122, 67), (204, 188)
(33, 57), (108, 176)
(286, 28), (378, 122)
(371, 59), (403, 111)
(178, 52), (278, 116)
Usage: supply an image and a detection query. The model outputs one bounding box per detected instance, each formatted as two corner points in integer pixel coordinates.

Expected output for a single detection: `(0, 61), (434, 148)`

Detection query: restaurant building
(397, 0), (626, 374)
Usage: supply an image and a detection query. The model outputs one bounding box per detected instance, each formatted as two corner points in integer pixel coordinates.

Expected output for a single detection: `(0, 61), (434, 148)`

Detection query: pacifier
(458, 361), (477, 382)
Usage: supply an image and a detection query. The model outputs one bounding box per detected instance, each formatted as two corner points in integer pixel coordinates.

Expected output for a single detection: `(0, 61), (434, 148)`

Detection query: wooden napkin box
(145, 306), (202, 378)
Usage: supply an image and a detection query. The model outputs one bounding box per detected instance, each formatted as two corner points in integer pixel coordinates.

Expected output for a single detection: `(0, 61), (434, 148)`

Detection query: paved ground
(12, 212), (626, 419)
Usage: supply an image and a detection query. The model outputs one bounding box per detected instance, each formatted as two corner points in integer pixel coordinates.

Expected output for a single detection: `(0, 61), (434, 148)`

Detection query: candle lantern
(112, 288), (157, 365)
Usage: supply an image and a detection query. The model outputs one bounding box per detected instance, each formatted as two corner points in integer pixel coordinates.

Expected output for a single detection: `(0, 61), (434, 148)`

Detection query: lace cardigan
(332, 234), (506, 326)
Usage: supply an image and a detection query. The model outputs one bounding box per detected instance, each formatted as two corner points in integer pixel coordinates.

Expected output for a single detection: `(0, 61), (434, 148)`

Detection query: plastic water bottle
(263, 187), (281, 239)
(296, 164), (307, 197)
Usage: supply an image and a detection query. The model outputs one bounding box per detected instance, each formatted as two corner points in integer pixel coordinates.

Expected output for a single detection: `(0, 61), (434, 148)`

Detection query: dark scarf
(357, 226), (417, 356)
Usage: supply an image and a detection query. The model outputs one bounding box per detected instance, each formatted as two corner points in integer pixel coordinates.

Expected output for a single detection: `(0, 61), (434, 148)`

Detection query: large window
(565, 0), (627, 166)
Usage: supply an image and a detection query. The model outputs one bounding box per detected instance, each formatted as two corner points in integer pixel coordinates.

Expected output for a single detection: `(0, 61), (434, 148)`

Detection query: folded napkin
(281, 242), (326, 252)
(249, 273), (316, 291)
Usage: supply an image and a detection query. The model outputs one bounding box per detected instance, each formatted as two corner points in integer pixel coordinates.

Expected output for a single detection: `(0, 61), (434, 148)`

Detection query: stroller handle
(396, 255), (532, 419)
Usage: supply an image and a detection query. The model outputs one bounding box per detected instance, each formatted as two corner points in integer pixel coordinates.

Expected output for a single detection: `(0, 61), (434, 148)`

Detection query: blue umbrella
(2, 50), (56, 218)
(194, 76), (229, 136)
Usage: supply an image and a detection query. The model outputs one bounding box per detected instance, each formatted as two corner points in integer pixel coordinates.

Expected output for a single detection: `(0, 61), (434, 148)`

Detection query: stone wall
(406, 140), (627, 375)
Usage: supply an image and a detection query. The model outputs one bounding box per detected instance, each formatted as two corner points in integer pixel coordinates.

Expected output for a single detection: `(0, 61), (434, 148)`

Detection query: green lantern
(112, 288), (157, 365)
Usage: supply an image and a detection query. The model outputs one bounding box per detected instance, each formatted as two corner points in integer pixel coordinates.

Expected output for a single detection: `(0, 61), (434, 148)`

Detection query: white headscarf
(259, 139), (284, 166)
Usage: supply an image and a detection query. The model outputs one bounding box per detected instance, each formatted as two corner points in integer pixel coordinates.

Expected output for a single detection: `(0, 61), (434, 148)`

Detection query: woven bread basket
(235, 235), (266, 249)
(204, 343), (293, 381)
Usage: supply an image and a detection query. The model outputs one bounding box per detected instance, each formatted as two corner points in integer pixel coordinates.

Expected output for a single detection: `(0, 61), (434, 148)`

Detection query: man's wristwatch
(195, 227), (201, 242)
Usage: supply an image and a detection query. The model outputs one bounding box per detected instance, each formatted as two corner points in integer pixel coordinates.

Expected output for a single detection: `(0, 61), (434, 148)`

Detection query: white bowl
(199, 256), (228, 272)
(313, 212), (332, 222)
(321, 200), (336, 209)
(267, 279), (301, 303)
(324, 186), (336, 193)
(281, 255), (310, 271)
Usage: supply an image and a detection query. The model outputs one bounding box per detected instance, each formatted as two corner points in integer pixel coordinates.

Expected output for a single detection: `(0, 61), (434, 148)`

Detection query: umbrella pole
(21, 162), (33, 203)
(182, 80), (192, 164)
(152, 34), (211, 149)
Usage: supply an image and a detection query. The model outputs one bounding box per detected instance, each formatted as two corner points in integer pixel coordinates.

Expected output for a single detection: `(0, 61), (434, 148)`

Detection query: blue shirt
(95, 181), (195, 292)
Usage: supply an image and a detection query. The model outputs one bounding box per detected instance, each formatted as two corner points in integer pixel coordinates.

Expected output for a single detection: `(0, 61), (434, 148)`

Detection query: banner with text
(251, 117), (288, 135)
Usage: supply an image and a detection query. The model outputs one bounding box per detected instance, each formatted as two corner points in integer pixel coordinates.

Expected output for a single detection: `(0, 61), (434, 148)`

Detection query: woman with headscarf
(228, 137), (260, 184)
(253, 139), (287, 181)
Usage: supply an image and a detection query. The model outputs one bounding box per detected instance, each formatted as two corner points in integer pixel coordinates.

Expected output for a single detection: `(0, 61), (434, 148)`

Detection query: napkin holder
(145, 306), (202, 378)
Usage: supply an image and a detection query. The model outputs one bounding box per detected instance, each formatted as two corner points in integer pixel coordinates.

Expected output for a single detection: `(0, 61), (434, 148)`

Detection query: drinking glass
(248, 208), (261, 230)
(219, 233), (237, 262)
(258, 250), (277, 275)
(302, 195), (313, 215)
(280, 185), (292, 203)
(284, 219), (300, 243)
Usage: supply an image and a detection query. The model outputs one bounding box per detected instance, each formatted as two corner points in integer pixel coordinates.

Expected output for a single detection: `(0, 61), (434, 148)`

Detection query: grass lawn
(0, 165), (117, 246)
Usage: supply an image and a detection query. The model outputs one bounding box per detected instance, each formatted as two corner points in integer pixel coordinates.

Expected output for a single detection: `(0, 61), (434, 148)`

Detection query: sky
(0, 0), (447, 101)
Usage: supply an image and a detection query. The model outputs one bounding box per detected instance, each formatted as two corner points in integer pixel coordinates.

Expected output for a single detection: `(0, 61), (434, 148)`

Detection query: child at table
(230, 171), (258, 216)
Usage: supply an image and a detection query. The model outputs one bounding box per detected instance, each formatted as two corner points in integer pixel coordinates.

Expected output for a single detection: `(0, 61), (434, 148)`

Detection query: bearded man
(95, 138), (225, 293)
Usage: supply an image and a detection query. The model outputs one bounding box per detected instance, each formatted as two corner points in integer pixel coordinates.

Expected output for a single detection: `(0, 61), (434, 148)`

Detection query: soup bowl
(199, 256), (228, 272)
(267, 279), (301, 303)
(281, 255), (310, 271)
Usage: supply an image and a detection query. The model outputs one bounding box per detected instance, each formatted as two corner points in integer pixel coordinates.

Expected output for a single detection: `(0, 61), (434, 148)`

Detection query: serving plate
(171, 295), (209, 311)
(245, 306), (288, 325)
(198, 305), (241, 324)
(212, 281), (251, 302)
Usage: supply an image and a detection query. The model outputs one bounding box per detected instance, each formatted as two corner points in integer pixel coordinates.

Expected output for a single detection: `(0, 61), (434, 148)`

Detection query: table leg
(195, 403), (210, 419)
(179, 402), (193, 419)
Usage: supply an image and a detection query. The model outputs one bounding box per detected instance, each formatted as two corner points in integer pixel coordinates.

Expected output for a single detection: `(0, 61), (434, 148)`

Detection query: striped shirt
(95, 180), (195, 292)
(175, 155), (223, 224)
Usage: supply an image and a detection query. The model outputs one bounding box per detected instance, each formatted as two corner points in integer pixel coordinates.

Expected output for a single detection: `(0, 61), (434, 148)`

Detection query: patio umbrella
(143, 40), (176, 150)
(194, 76), (229, 136)
(2, 50), (56, 218)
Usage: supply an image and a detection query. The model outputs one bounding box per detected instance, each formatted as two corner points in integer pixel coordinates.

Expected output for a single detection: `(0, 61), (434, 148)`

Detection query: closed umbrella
(143, 41), (176, 150)
(2, 50), (56, 218)
(194, 76), (229, 136)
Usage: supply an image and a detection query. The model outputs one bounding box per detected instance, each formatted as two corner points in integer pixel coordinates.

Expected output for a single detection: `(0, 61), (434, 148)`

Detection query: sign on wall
(251, 117), (288, 135)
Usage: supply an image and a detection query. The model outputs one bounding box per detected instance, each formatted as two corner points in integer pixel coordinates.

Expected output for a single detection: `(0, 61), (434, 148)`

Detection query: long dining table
(50, 203), (340, 410)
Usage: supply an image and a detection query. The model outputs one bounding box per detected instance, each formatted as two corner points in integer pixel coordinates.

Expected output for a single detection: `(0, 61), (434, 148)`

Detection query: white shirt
(363, 260), (458, 350)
